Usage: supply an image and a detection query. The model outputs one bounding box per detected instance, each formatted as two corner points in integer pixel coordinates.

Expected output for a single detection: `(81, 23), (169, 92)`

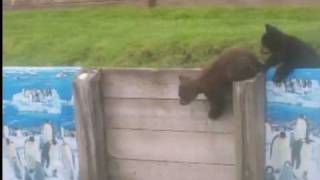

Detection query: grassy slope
(4, 5), (320, 67)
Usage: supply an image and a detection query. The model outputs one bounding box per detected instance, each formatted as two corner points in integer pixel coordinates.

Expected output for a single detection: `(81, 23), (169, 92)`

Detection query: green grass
(4, 5), (320, 67)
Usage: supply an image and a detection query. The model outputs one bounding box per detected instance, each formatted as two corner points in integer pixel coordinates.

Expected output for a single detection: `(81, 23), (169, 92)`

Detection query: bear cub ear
(265, 24), (282, 34)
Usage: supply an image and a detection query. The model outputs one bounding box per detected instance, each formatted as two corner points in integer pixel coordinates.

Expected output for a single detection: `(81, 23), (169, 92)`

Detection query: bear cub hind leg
(207, 94), (225, 120)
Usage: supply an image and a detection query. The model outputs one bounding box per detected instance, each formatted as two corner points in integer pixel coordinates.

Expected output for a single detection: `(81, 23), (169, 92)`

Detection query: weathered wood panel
(100, 68), (236, 179)
(104, 98), (234, 133)
(108, 158), (236, 180)
(233, 74), (265, 180)
(74, 69), (108, 180)
(2, 0), (124, 9)
(107, 129), (235, 165)
(74, 68), (266, 180)
(102, 69), (210, 99)
(4, 0), (320, 9)
(157, 0), (320, 6)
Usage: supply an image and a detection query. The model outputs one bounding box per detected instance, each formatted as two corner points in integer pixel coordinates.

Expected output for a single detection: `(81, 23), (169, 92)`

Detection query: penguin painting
(301, 171), (308, 180)
(41, 121), (54, 169)
(289, 132), (295, 149)
(294, 115), (309, 141)
(318, 144), (320, 171)
(41, 120), (53, 145)
(278, 161), (296, 180)
(16, 129), (23, 138)
(33, 162), (46, 180)
(4, 125), (9, 138)
(6, 138), (17, 163)
(24, 136), (40, 179)
(266, 122), (273, 144)
(61, 127), (65, 139)
(294, 138), (313, 179)
(291, 139), (303, 170)
(61, 142), (75, 180)
(265, 166), (276, 180)
(48, 139), (61, 177)
(280, 83), (286, 93)
(6, 138), (22, 179)
(41, 139), (50, 169)
(270, 132), (291, 172)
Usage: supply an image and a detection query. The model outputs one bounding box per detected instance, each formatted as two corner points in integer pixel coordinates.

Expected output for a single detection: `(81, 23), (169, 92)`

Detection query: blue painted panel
(3, 66), (81, 180)
(265, 68), (320, 180)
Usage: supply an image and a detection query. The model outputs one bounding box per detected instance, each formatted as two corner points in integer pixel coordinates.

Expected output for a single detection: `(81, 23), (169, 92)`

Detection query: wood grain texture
(3, 0), (128, 9)
(74, 69), (108, 180)
(104, 98), (234, 133)
(108, 158), (236, 180)
(251, 74), (265, 180)
(233, 80), (245, 180)
(102, 69), (210, 99)
(233, 74), (265, 180)
(74, 68), (267, 180)
(107, 129), (235, 165)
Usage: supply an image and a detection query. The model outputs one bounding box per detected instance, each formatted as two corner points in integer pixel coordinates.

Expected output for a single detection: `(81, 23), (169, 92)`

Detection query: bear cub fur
(261, 24), (320, 82)
(178, 48), (262, 119)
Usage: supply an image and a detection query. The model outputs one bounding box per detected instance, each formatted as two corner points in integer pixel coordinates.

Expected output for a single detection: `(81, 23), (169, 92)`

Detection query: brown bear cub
(178, 48), (262, 119)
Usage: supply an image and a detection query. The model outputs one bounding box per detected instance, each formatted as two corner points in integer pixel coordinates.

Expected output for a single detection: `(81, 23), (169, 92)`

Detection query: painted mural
(265, 68), (320, 180)
(3, 67), (81, 180)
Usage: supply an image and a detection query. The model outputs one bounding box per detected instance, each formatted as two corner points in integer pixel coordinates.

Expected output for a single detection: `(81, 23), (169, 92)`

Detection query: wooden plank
(107, 129), (235, 165)
(108, 158), (236, 180)
(233, 74), (265, 180)
(249, 74), (265, 180)
(3, 0), (11, 7)
(74, 69), (108, 180)
(233, 79), (246, 180)
(3, 0), (130, 9)
(104, 98), (234, 133)
(102, 68), (209, 99)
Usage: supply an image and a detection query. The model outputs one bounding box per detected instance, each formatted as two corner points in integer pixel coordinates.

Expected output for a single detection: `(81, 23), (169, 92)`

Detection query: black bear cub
(261, 24), (320, 82)
(178, 48), (262, 119)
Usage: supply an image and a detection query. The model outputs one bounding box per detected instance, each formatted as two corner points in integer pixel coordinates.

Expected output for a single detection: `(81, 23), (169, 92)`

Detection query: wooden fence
(74, 68), (266, 180)
(4, 0), (320, 9)
(3, 0), (136, 9)
(234, 74), (266, 180)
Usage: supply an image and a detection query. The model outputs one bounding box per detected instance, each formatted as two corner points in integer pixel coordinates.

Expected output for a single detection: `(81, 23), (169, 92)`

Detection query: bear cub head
(178, 75), (200, 105)
(261, 24), (284, 54)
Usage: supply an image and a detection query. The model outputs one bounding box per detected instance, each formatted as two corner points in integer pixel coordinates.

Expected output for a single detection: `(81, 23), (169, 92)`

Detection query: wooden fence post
(74, 69), (108, 180)
(233, 73), (266, 180)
